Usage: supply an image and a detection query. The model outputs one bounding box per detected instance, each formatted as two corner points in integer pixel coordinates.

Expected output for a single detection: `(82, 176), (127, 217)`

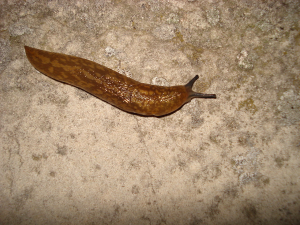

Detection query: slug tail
(185, 75), (216, 101)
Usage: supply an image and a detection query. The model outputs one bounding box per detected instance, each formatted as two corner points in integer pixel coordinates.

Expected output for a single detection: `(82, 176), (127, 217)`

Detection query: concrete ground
(1, 0), (299, 224)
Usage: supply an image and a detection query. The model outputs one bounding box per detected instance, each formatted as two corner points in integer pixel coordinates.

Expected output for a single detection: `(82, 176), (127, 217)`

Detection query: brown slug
(24, 46), (216, 116)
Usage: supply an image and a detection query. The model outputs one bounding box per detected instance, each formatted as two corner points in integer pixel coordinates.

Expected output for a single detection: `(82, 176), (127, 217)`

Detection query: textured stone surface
(0, 0), (299, 224)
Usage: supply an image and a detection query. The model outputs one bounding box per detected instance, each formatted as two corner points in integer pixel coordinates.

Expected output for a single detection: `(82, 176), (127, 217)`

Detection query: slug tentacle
(185, 75), (217, 102)
(185, 75), (200, 89)
(24, 46), (216, 116)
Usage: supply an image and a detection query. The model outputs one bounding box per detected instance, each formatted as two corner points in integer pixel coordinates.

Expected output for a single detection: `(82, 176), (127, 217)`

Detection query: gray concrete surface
(1, 0), (299, 224)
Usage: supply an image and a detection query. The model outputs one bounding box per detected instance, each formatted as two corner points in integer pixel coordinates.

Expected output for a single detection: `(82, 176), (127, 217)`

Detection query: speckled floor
(0, 1), (299, 224)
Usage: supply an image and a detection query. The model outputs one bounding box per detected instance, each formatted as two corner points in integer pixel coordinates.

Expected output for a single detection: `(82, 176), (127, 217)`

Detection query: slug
(24, 46), (216, 116)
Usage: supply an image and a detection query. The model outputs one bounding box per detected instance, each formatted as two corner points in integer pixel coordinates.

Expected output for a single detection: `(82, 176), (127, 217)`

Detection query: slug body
(24, 46), (216, 116)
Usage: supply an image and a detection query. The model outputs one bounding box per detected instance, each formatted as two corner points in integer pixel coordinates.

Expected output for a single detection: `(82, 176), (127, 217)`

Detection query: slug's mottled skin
(24, 46), (216, 116)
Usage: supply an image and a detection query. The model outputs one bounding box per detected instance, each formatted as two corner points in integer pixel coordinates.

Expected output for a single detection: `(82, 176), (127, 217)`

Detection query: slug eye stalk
(185, 75), (217, 101)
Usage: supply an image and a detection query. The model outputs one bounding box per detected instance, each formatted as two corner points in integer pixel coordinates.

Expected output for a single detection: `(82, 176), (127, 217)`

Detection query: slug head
(185, 75), (216, 102)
